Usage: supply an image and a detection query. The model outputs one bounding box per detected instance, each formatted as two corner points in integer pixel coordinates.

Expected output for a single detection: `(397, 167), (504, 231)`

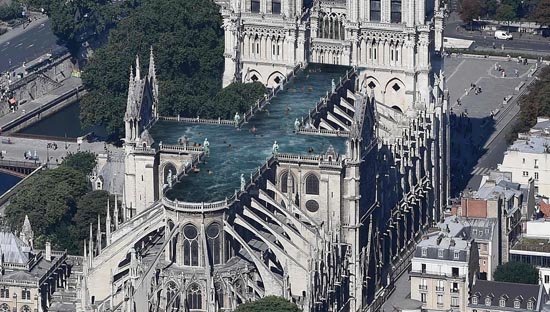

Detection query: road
(445, 14), (550, 54)
(0, 17), (61, 73)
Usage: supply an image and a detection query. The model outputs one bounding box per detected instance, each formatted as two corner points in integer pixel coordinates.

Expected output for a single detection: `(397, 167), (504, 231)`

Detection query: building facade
(468, 280), (547, 312)
(410, 229), (479, 311)
(79, 0), (450, 310)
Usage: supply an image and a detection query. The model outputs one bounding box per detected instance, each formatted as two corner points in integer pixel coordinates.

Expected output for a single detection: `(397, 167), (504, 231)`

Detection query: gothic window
(207, 223), (221, 265)
(183, 224), (199, 266)
(20, 306), (31, 312)
(370, 0), (381, 21)
(391, 0), (402, 23)
(166, 281), (179, 309)
(187, 283), (202, 310)
(305, 174), (319, 195)
(373, 47), (377, 60)
(21, 289), (30, 300)
(280, 171), (294, 193)
(0, 287), (9, 299)
(0, 304), (8, 312)
(306, 200), (319, 212)
(251, 0), (260, 13)
(272, 0), (281, 14)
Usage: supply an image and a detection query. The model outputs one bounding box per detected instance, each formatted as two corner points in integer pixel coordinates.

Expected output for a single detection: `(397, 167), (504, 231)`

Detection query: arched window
(207, 223), (221, 265)
(391, 0), (402, 23)
(280, 171), (295, 193)
(305, 174), (319, 195)
(187, 283), (202, 310)
(183, 224), (199, 266)
(20, 306), (31, 312)
(166, 282), (179, 310)
(272, 0), (281, 14)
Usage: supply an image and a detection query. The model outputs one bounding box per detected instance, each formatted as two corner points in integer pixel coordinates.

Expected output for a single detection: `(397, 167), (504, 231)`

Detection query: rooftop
(415, 231), (470, 262)
(470, 279), (544, 311)
(511, 237), (550, 254)
(151, 64), (349, 202)
(508, 117), (550, 154)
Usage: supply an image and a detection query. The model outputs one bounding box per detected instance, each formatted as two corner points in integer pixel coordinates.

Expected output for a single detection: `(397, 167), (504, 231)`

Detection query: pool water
(150, 64), (349, 202)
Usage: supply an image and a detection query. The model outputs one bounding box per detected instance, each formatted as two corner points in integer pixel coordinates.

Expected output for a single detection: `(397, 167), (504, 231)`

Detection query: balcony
(450, 288), (459, 293)
(419, 285), (428, 291)
(436, 286), (445, 292)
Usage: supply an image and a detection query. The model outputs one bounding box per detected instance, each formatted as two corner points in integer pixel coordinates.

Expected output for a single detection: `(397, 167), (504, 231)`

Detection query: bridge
(0, 134), (116, 167)
(0, 159), (40, 178)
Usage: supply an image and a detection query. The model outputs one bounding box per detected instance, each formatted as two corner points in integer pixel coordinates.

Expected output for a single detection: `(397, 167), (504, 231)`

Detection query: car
(495, 30), (513, 40)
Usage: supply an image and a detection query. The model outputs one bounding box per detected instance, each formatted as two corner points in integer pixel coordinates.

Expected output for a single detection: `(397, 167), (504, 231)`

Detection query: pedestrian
(515, 69), (519, 77)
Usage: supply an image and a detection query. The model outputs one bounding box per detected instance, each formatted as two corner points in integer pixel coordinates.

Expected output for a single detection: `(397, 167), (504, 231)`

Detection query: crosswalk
(471, 167), (492, 176)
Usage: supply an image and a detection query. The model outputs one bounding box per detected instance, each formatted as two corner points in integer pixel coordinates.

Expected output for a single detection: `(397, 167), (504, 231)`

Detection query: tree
(73, 190), (111, 245)
(459, 0), (482, 27)
(494, 262), (539, 284)
(495, 4), (517, 31)
(0, 2), (22, 21)
(532, 0), (550, 26)
(61, 151), (97, 175)
(235, 296), (301, 312)
(5, 166), (89, 252)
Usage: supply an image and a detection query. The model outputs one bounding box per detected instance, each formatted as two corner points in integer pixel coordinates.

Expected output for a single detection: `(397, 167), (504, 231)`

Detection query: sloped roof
(470, 280), (544, 311)
(0, 231), (30, 264)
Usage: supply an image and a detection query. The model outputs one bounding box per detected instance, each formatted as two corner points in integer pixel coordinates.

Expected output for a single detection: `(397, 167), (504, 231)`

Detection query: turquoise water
(150, 64), (349, 202)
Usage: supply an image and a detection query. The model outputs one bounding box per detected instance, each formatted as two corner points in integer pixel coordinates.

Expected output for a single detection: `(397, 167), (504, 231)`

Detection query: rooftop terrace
(150, 64), (349, 202)
(512, 237), (550, 253)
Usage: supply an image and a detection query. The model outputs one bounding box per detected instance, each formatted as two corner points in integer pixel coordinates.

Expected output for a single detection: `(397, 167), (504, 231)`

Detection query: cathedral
(78, 0), (449, 310)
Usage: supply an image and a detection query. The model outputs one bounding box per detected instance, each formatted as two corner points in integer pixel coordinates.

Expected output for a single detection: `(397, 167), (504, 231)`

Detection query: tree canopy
(4, 152), (111, 254)
(458, 0), (483, 23)
(78, 0), (265, 139)
(0, 2), (22, 21)
(532, 0), (550, 25)
(235, 296), (301, 312)
(494, 262), (539, 284)
(509, 66), (550, 141)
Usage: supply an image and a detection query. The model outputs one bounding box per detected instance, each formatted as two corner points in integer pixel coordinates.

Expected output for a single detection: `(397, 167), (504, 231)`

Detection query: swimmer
(207, 170), (213, 175)
(228, 144), (232, 150)
(250, 125), (257, 134)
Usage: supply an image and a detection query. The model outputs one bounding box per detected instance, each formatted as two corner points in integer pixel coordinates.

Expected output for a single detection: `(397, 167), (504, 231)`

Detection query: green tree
(494, 262), (539, 284)
(481, 0), (498, 18)
(73, 190), (111, 245)
(235, 296), (301, 312)
(5, 166), (89, 251)
(0, 2), (22, 21)
(61, 151), (97, 175)
(532, 0), (550, 26)
(495, 4), (517, 31)
(459, 0), (482, 27)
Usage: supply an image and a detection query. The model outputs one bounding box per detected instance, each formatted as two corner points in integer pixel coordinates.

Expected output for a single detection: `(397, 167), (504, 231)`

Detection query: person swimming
(250, 125), (257, 134)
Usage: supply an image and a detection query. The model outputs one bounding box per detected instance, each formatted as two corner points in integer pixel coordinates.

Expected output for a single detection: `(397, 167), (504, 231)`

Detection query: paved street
(0, 17), (61, 73)
(441, 55), (539, 195)
(445, 14), (550, 55)
(0, 135), (110, 165)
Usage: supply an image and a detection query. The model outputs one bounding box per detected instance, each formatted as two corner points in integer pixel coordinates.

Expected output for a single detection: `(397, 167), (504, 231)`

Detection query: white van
(495, 30), (513, 40)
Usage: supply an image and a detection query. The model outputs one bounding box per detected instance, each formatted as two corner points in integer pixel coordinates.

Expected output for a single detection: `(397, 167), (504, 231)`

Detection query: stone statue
(331, 79), (336, 93)
(272, 141), (279, 157)
(167, 169), (173, 188)
(294, 118), (300, 131)
(203, 138), (210, 155)
(240, 173), (245, 192)
(234, 112), (241, 127)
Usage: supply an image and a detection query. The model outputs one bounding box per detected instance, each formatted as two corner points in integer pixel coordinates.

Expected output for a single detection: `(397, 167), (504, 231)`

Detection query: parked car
(495, 30), (513, 40)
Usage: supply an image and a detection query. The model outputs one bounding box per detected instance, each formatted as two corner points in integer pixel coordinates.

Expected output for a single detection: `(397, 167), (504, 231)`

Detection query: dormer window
(527, 300), (534, 310)
(454, 251), (460, 259)
(500, 298), (506, 307)
(421, 247), (427, 257)
(515, 300), (521, 309)
(472, 296), (478, 305)
(438, 249), (443, 258)
(485, 297), (492, 306)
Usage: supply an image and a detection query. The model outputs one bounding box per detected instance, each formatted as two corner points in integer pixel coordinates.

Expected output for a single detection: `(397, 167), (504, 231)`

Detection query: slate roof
(470, 280), (545, 311)
(415, 232), (469, 262)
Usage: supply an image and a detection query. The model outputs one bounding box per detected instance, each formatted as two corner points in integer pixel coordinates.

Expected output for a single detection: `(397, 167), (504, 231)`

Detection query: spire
(97, 215), (102, 254)
(148, 46), (159, 109)
(19, 215), (34, 249)
(106, 198), (111, 246)
(114, 194), (119, 229)
(88, 223), (93, 266)
(125, 65), (136, 121)
(135, 54), (141, 81)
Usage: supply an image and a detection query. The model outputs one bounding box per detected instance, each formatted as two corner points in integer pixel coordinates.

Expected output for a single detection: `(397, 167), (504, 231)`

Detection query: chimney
(45, 242), (51, 261)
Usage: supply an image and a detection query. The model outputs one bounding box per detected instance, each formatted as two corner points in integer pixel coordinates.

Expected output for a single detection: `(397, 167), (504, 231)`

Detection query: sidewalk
(0, 13), (48, 45)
